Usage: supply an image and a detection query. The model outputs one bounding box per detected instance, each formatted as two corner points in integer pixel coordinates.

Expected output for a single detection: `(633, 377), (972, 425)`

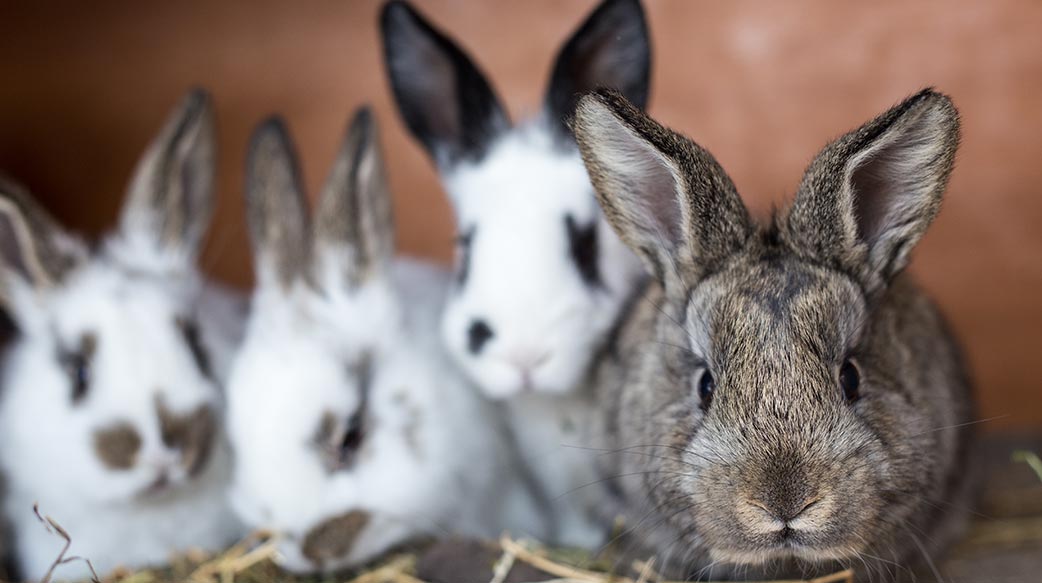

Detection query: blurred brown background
(0, 1), (1039, 428)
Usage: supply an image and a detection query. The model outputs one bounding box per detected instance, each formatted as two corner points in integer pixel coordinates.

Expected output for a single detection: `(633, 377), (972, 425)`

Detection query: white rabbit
(0, 90), (245, 581)
(225, 108), (547, 574)
(381, 0), (652, 547)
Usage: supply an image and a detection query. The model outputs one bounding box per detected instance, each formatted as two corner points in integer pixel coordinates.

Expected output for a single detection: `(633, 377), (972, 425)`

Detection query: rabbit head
(228, 109), (454, 573)
(573, 89), (974, 575)
(0, 90), (223, 504)
(381, 0), (650, 398)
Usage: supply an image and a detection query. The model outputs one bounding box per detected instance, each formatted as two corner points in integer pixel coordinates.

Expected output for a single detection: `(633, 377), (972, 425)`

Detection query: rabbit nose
(507, 350), (551, 373)
(748, 496), (821, 525)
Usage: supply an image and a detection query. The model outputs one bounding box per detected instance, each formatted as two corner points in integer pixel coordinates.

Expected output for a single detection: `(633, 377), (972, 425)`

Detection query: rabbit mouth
(709, 540), (856, 566)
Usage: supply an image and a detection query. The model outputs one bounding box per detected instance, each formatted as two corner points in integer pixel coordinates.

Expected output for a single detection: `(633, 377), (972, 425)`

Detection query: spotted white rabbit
(225, 108), (546, 574)
(381, 0), (651, 547)
(0, 90), (245, 581)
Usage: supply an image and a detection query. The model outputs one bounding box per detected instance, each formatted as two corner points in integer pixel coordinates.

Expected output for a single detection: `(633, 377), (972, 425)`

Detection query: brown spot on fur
(156, 396), (215, 476)
(301, 509), (370, 568)
(93, 422), (142, 470)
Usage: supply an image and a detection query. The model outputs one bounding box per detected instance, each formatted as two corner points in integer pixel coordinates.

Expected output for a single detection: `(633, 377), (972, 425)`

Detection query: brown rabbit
(572, 88), (976, 580)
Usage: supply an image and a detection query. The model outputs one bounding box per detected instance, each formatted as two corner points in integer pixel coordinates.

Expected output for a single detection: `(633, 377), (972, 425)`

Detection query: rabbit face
(439, 129), (641, 397)
(572, 88), (972, 574)
(0, 90), (223, 505)
(636, 255), (918, 565)
(228, 110), (451, 572)
(382, 0), (650, 398)
(227, 283), (398, 573)
(2, 260), (219, 502)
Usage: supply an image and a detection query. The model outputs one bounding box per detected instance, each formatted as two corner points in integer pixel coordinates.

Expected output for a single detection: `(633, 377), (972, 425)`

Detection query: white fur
(226, 257), (547, 574)
(0, 235), (245, 581)
(442, 121), (642, 398)
(439, 121), (643, 547)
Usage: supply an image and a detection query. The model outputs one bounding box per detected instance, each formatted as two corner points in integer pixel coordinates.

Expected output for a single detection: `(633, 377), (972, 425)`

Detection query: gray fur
(245, 108), (393, 292)
(0, 176), (86, 303)
(574, 89), (975, 579)
(315, 107), (395, 288)
(120, 89), (216, 256)
(245, 117), (312, 289)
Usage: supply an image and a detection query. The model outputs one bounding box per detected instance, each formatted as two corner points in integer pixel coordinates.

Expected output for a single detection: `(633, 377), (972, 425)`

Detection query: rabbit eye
(697, 369), (715, 410)
(59, 332), (97, 404)
(455, 226), (476, 286)
(340, 423), (364, 455)
(839, 359), (861, 402)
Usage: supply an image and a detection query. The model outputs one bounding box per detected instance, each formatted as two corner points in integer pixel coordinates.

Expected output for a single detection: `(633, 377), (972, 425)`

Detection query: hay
(26, 451), (1042, 583)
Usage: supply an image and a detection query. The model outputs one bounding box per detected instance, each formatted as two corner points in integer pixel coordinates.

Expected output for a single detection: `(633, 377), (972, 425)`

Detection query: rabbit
(225, 107), (548, 575)
(0, 90), (246, 581)
(381, 0), (651, 547)
(569, 88), (978, 580)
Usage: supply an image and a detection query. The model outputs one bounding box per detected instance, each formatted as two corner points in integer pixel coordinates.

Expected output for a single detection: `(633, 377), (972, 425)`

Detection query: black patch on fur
(345, 352), (373, 455)
(57, 332), (96, 404)
(176, 316), (213, 380)
(564, 214), (602, 288)
(545, 0), (651, 144)
(381, 1), (508, 166)
(467, 319), (494, 355)
(455, 226), (476, 287)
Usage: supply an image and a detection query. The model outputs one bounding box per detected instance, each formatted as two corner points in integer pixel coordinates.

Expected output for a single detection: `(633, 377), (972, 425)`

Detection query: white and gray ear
(314, 107), (395, 289)
(380, 0), (509, 169)
(572, 89), (750, 290)
(119, 88), (216, 262)
(784, 88), (960, 293)
(0, 177), (86, 307)
(244, 117), (312, 291)
(545, 0), (651, 143)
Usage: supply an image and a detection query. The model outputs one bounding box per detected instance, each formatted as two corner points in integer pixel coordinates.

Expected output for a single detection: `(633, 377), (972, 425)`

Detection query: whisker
(908, 414), (1009, 438)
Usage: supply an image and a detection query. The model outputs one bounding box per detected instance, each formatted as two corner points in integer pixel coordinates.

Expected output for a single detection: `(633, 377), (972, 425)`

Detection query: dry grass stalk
(1013, 450), (1042, 482)
(343, 555), (425, 583)
(33, 503), (100, 583)
(496, 535), (854, 583)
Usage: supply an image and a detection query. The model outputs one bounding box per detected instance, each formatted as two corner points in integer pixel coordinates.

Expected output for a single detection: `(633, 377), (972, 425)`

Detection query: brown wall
(1, 1), (1040, 428)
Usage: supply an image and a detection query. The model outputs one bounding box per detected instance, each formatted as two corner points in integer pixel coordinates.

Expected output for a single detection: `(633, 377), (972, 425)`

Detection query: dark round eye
(839, 359), (861, 402)
(340, 424), (364, 454)
(697, 369), (715, 410)
(67, 353), (91, 403)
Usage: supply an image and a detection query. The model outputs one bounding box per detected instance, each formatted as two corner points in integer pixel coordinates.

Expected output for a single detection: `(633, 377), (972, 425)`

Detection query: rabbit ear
(544, 0), (651, 143)
(381, 0), (509, 169)
(244, 117), (312, 291)
(314, 107), (394, 289)
(0, 177), (86, 305)
(119, 89), (216, 262)
(572, 89), (751, 290)
(783, 89), (960, 293)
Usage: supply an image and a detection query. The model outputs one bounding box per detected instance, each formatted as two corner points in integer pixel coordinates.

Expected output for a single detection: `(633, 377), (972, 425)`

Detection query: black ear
(314, 107), (395, 289)
(381, 0), (509, 168)
(0, 176), (86, 305)
(784, 89), (960, 293)
(119, 89), (216, 261)
(244, 117), (312, 290)
(571, 89), (750, 291)
(545, 0), (651, 143)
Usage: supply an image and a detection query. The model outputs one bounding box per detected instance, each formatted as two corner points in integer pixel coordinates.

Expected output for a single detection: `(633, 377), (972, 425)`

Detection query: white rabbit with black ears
(0, 90), (245, 581)
(225, 108), (546, 574)
(381, 0), (651, 547)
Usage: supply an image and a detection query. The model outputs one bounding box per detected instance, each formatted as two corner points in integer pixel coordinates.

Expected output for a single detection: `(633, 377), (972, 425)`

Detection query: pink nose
(507, 350), (550, 373)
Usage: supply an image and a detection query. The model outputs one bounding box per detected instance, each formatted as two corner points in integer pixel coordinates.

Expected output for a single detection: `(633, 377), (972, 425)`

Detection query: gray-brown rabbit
(571, 88), (976, 581)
